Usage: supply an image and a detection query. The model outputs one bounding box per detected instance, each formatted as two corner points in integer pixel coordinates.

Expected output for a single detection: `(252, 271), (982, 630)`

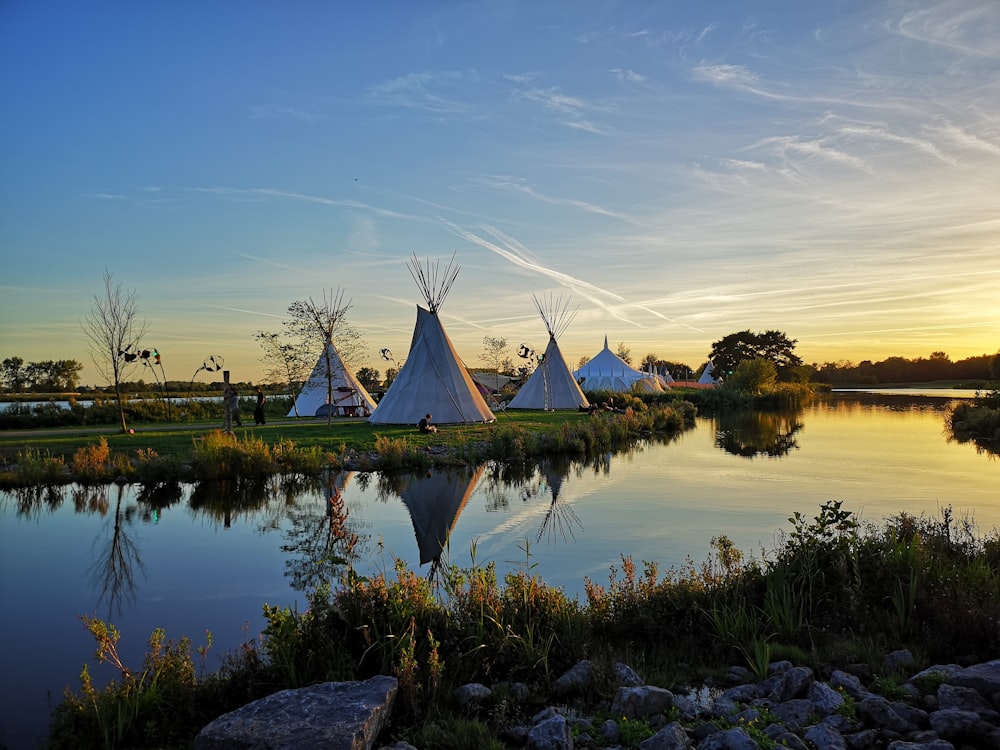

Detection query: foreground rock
(194, 675), (397, 750)
(461, 657), (1000, 750)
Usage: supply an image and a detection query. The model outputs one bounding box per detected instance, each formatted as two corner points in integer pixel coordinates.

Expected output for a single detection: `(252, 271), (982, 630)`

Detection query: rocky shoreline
(195, 653), (1000, 749)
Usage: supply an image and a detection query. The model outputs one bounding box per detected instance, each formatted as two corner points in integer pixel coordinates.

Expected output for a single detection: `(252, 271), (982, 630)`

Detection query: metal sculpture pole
(223, 370), (232, 433)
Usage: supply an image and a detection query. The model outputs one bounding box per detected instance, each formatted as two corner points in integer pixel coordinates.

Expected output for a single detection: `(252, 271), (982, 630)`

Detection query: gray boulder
(949, 659), (1000, 697)
(615, 661), (645, 687)
(638, 721), (690, 750)
(937, 683), (999, 720)
(194, 675), (397, 750)
(553, 659), (595, 694)
(453, 682), (492, 708)
(611, 685), (674, 720)
(527, 714), (573, 750)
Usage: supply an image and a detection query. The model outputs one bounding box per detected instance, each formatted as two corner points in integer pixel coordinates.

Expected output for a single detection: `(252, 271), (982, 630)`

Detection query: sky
(2, 0), (999, 387)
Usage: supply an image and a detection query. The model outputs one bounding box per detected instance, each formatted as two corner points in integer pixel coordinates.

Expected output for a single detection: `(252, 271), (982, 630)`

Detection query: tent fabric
(398, 466), (483, 566)
(288, 340), (378, 417)
(573, 336), (664, 393)
(508, 335), (588, 410)
(698, 362), (719, 385)
(368, 305), (495, 425)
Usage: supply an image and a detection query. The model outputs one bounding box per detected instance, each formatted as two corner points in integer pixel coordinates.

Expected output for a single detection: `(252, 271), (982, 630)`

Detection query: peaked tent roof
(369, 255), (494, 425)
(698, 362), (719, 385)
(508, 294), (589, 410)
(573, 336), (664, 393)
(288, 339), (378, 417)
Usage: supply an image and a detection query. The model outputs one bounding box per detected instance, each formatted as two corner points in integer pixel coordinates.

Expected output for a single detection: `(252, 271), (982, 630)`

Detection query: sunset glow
(2, 1), (998, 384)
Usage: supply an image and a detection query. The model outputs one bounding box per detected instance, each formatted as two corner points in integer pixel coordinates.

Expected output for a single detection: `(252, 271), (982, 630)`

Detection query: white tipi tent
(698, 362), (720, 385)
(508, 295), (589, 411)
(397, 466), (484, 567)
(368, 254), (495, 425)
(288, 339), (378, 417)
(573, 336), (664, 393)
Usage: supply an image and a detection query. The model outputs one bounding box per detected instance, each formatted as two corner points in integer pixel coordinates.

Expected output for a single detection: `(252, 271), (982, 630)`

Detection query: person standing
(229, 387), (242, 427)
(254, 386), (266, 425)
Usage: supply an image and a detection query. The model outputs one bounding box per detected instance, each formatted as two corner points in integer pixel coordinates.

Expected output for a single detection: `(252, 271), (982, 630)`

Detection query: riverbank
(46, 501), (1000, 749)
(0, 397), (698, 486)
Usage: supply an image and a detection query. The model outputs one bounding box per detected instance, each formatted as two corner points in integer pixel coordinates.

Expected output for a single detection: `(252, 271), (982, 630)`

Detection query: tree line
(1, 357), (83, 393)
(813, 351), (996, 385)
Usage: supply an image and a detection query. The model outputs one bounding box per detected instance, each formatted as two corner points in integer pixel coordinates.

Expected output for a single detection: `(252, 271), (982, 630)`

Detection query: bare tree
(286, 289), (360, 426)
(254, 331), (312, 415)
(81, 270), (149, 432)
(480, 336), (512, 392)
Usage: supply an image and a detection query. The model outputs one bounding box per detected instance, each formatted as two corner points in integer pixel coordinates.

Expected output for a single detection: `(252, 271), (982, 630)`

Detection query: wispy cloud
(236, 252), (294, 270)
(366, 71), (486, 118)
(251, 103), (318, 121)
(477, 175), (639, 224)
(692, 62), (758, 89)
(505, 75), (613, 134)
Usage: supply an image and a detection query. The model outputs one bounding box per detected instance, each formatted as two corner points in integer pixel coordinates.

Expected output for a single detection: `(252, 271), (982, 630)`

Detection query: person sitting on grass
(418, 413), (438, 433)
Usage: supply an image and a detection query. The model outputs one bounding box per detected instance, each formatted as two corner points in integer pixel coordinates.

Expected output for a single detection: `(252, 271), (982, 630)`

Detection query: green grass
(0, 402), (702, 486)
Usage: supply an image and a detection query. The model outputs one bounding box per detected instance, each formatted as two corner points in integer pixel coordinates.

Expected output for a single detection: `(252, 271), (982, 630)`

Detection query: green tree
(616, 341), (632, 365)
(725, 357), (778, 396)
(355, 367), (380, 391)
(1, 356), (25, 392)
(81, 270), (149, 432)
(480, 336), (512, 392)
(990, 350), (1000, 382)
(709, 329), (802, 380)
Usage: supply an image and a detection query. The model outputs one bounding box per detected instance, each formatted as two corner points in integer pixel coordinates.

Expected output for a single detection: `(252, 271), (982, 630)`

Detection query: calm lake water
(0, 393), (996, 749)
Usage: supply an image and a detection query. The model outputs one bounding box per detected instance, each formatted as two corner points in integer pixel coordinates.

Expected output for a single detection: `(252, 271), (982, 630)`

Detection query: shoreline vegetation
(46, 500), (1000, 749)
(5, 383), (999, 747)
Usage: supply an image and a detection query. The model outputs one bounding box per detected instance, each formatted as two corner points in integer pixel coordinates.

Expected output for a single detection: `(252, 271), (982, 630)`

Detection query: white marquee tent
(573, 336), (664, 393)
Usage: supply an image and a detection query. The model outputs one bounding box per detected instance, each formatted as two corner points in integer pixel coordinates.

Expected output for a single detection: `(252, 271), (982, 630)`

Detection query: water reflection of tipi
(537, 456), (582, 544)
(398, 466), (484, 568)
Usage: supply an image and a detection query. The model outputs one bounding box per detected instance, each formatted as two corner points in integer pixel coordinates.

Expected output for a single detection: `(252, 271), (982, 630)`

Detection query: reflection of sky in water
(1, 396), (997, 747)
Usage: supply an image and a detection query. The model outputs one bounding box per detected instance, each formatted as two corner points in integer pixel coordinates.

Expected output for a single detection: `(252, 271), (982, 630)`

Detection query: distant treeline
(813, 351), (995, 385)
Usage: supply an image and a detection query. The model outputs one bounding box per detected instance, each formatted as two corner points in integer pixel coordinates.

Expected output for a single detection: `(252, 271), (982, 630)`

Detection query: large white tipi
(573, 336), (664, 393)
(508, 295), (589, 410)
(288, 339), (378, 417)
(368, 255), (495, 425)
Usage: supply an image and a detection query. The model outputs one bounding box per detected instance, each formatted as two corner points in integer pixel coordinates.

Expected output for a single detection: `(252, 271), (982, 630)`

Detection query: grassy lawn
(0, 409), (597, 465)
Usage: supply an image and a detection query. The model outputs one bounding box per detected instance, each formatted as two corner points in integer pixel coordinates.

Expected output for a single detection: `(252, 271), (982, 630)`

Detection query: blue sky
(2, 1), (998, 385)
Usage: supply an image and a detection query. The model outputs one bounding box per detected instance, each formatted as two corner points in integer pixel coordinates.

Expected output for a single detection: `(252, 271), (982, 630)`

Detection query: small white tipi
(573, 337), (664, 393)
(698, 362), (719, 385)
(368, 254), (495, 425)
(288, 339), (378, 417)
(508, 294), (589, 410)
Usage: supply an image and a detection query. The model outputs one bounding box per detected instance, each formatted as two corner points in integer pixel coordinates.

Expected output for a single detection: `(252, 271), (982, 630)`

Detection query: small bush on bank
(948, 386), (1000, 453)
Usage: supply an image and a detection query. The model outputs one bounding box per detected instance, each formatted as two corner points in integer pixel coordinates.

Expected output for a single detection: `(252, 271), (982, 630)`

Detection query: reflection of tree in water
(9, 484), (65, 518)
(89, 484), (146, 618)
(281, 470), (369, 593)
(713, 409), (803, 458)
(480, 460), (538, 512)
(135, 482), (183, 520)
(188, 477), (274, 528)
